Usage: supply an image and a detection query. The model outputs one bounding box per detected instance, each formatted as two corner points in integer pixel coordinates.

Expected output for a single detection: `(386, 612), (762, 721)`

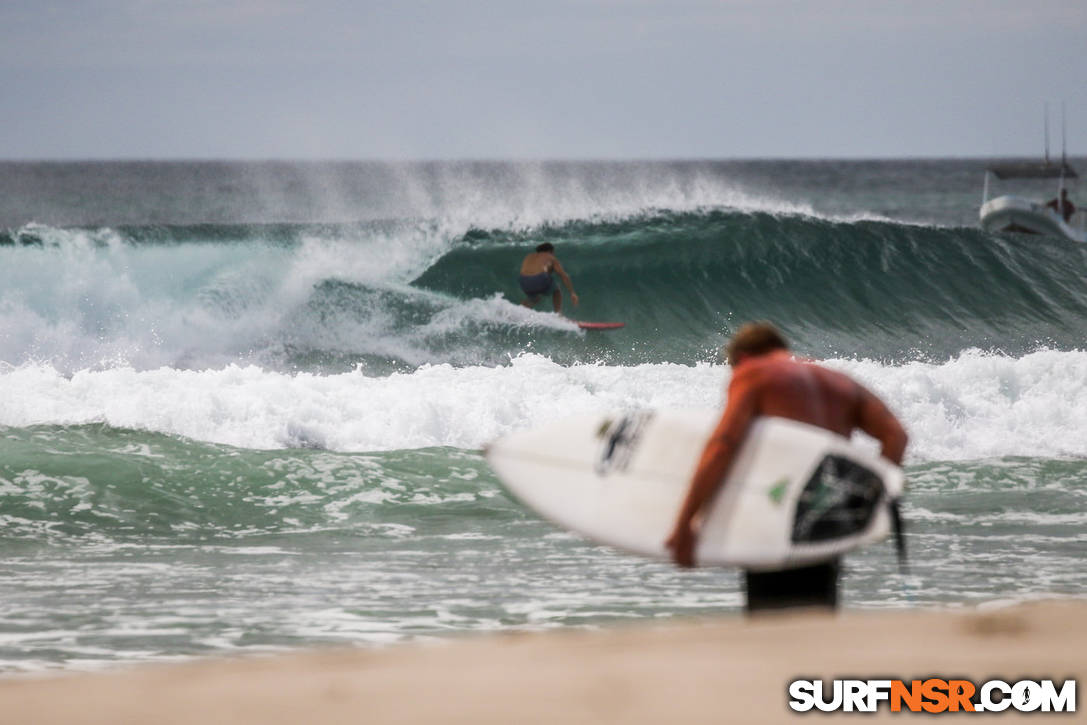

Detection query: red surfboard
(576, 321), (625, 330)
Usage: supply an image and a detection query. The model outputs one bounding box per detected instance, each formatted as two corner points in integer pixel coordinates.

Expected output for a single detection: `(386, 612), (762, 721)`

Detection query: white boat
(979, 161), (1085, 243)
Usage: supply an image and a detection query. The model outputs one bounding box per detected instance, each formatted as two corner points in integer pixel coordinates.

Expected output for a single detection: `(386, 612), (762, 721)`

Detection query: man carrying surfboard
(665, 322), (908, 613)
(519, 243), (578, 313)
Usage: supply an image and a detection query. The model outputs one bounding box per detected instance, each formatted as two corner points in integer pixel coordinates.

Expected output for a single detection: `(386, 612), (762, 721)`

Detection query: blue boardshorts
(519, 272), (554, 297)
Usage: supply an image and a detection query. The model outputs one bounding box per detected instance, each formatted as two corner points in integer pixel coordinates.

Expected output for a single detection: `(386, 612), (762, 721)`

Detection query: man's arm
(665, 380), (758, 567)
(856, 386), (907, 465)
(552, 259), (579, 305)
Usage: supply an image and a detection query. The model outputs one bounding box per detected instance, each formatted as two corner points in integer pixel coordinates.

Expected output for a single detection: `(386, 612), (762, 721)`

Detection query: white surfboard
(485, 410), (905, 570)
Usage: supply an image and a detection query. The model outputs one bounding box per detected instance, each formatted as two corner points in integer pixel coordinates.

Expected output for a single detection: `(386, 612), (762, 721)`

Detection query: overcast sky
(2, 0), (1085, 160)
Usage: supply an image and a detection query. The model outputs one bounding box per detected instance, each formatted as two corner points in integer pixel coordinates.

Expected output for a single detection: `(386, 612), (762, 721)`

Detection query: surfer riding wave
(519, 242), (579, 313)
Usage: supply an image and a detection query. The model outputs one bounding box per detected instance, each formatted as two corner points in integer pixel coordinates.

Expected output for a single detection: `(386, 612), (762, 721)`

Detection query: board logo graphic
(594, 411), (653, 475)
(767, 477), (789, 505)
(792, 455), (884, 543)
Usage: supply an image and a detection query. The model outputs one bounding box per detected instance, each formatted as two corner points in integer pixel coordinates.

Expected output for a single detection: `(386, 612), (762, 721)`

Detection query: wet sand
(1, 600), (1083, 723)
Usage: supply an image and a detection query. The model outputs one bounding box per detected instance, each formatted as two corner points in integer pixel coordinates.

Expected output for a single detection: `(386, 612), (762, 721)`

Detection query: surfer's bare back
(666, 322), (908, 612)
(519, 242), (578, 313)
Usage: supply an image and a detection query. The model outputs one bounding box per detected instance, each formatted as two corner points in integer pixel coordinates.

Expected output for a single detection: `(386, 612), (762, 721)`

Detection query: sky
(1, 0), (1085, 160)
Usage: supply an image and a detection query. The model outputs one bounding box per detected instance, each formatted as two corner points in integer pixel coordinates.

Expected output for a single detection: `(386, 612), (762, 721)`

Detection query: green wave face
(416, 210), (1087, 363)
(5, 210), (1087, 372)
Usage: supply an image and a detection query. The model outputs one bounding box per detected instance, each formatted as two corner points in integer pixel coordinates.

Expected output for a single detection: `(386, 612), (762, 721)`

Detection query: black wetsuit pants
(743, 558), (840, 613)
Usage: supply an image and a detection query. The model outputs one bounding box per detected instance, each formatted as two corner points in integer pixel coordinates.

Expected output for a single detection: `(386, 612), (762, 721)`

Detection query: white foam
(0, 356), (720, 451)
(3, 349), (1087, 462)
(418, 293), (579, 336)
(0, 228), (300, 370)
(0, 226), (563, 371)
(0, 223), (596, 373)
(827, 349), (1087, 461)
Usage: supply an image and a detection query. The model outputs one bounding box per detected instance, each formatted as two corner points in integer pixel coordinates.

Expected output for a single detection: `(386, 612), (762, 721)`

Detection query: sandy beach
(1, 600), (1082, 724)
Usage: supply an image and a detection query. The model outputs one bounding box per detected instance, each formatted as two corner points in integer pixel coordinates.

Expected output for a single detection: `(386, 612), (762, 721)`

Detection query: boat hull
(979, 195), (1086, 243)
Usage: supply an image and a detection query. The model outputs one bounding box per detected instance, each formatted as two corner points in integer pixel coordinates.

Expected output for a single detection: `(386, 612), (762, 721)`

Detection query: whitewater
(6, 351), (1087, 461)
(2, 159), (1086, 673)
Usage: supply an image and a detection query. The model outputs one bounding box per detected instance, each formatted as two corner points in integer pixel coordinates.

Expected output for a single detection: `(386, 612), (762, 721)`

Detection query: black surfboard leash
(889, 497), (908, 576)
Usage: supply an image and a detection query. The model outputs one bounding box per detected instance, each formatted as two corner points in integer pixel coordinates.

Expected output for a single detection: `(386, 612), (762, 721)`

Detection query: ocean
(2, 159), (1086, 674)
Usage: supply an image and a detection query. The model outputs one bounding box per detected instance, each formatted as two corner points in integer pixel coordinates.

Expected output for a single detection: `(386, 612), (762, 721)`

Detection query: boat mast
(1044, 103), (1050, 164)
(1059, 102), (1067, 195)
(1061, 101), (1067, 166)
